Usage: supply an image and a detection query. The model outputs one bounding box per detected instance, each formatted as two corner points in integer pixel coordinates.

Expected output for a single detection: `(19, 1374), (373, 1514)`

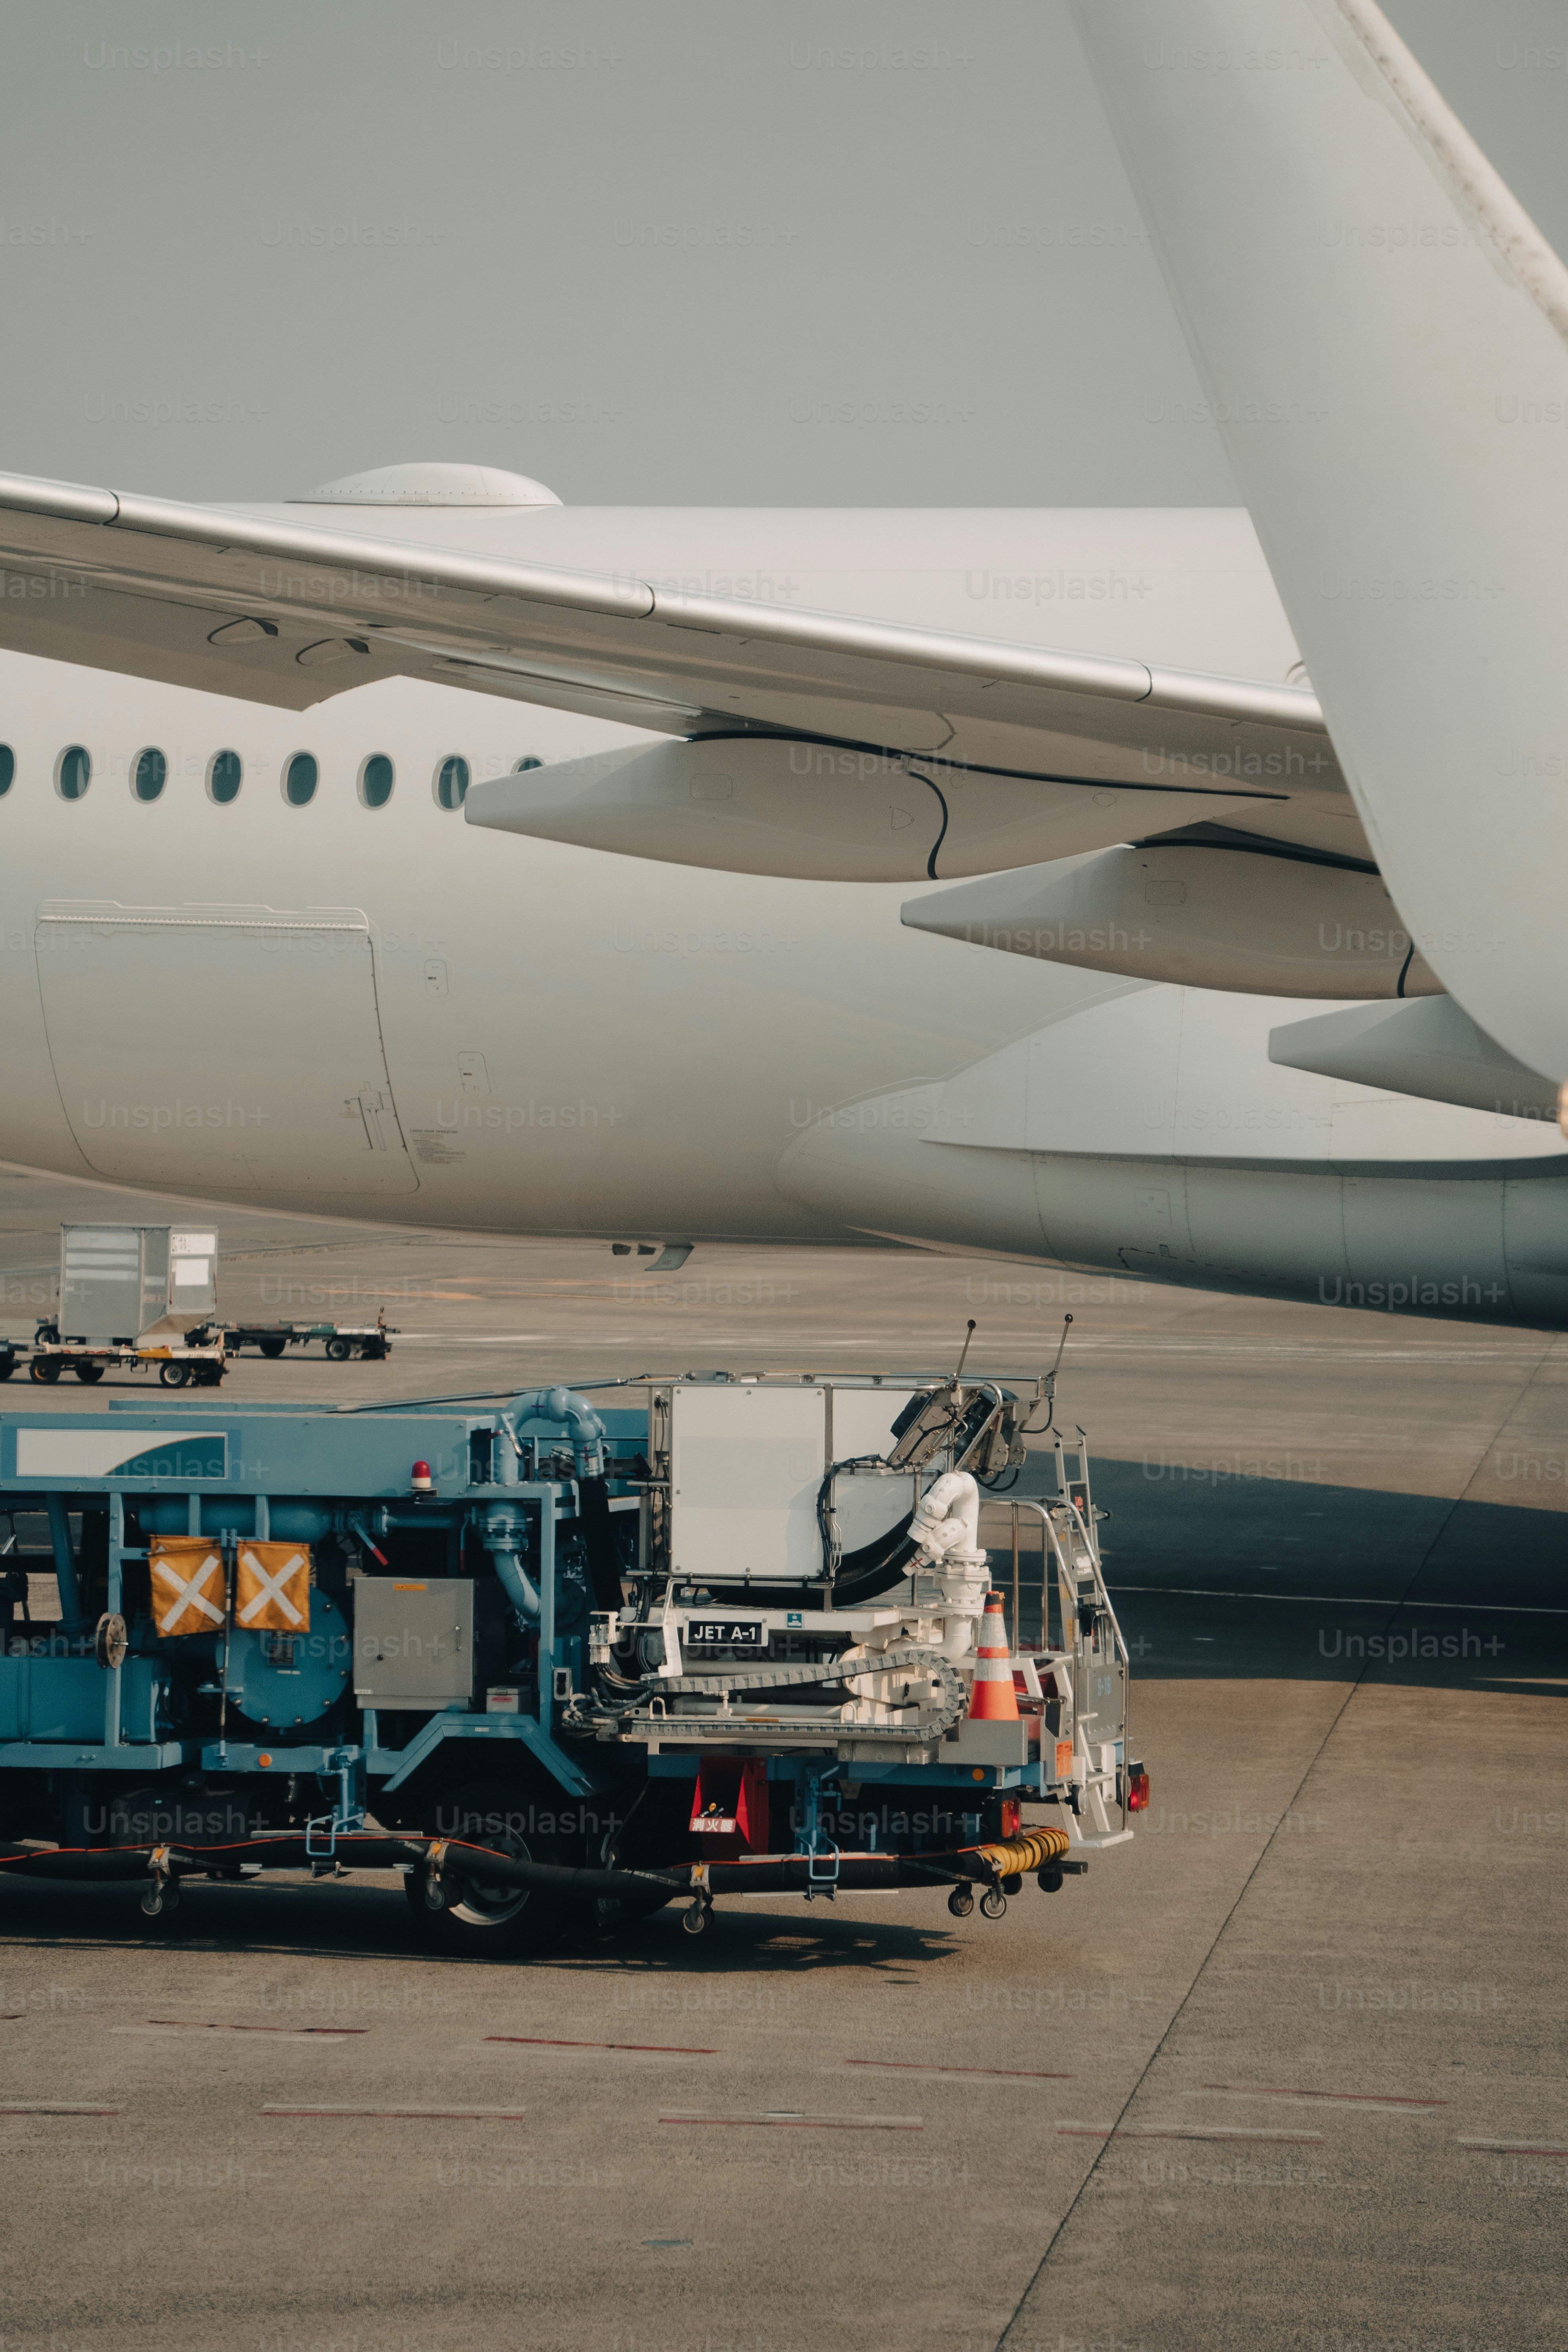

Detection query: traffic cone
(967, 1592), (1019, 1721)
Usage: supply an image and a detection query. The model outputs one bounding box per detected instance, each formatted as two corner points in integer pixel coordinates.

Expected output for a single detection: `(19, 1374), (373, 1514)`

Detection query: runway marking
(484, 2034), (718, 2055)
(847, 2058), (1073, 2081)
(1107, 1585), (1568, 1616)
(1458, 2137), (1568, 2156)
(117, 2023), (363, 2043)
(1058, 2124), (1324, 2145)
(257, 2117), (526, 2135)
(1197, 2084), (1443, 2113)
(660, 2110), (921, 2131)
(0, 2101), (121, 2115)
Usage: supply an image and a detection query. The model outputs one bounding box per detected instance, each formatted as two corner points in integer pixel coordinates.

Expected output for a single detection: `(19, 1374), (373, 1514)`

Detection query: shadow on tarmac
(994, 1452), (1568, 1690)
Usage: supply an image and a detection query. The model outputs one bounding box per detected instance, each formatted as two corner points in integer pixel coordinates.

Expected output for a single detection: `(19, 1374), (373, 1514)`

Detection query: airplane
(1067, 0), (1568, 1094)
(0, 452), (1562, 1334)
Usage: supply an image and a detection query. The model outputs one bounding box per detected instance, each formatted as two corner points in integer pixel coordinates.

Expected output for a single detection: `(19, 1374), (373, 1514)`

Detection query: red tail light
(1127, 1766), (1150, 1813)
(998, 1798), (1022, 1839)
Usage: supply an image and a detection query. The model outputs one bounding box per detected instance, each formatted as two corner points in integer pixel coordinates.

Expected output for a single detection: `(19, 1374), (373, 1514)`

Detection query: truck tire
(0, 1354), (14, 1381)
(259, 1337), (287, 1360)
(74, 1362), (106, 1384)
(325, 1336), (352, 1362)
(159, 1362), (190, 1389)
(404, 1776), (575, 1959)
(30, 1357), (61, 1384)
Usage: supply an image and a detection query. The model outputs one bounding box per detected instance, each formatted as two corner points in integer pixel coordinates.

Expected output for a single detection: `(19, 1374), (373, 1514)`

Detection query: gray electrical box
(351, 1577), (474, 1711)
(58, 1223), (218, 1344)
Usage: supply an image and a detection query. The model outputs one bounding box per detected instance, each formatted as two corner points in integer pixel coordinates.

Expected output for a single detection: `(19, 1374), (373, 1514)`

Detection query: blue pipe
(482, 1505), (542, 1627)
(505, 1386), (607, 1478)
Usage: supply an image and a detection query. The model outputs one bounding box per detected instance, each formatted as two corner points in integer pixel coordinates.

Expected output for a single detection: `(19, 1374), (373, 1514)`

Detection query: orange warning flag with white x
(235, 1542), (311, 1633)
(150, 1538), (226, 1638)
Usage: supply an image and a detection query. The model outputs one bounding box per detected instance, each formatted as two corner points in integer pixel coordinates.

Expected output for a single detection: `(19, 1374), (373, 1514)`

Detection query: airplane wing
(1068, 0), (1568, 1084)
(0, 466), (1350, 879)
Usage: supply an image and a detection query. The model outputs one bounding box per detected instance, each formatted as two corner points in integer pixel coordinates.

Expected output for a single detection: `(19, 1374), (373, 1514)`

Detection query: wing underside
(0, 470), (1352, 858)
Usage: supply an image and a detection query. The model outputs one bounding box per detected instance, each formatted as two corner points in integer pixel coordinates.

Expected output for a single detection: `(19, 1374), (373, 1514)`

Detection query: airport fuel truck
(0, 1356), (1145, 1954)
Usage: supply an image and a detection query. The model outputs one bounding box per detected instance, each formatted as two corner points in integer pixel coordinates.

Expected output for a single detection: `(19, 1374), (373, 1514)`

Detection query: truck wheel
(259, 1337), (287, 1359)
(74, 1362), (106, 1384)
(0, 1354), (14, 1381)
(30, 1357), (61, 1384)
(325, 1336), (352, 1362)
(404, 1778), (574, 1959)
(159, 1362), (190, 1389)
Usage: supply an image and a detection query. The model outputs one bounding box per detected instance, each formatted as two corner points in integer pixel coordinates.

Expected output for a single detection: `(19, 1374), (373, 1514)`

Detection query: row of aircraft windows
(0, 745), (544, 807)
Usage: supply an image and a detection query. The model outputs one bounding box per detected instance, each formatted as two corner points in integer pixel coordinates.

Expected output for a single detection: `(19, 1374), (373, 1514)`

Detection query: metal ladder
(979, 1433), (1133, 1849)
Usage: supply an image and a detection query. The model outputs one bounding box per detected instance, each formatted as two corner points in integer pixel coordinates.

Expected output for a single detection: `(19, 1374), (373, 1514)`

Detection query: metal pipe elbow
(507, 1385), (608, 1477)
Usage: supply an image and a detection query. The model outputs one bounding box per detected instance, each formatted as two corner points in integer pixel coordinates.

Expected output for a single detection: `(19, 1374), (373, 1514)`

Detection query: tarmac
(0, 1164), (1563, 2352)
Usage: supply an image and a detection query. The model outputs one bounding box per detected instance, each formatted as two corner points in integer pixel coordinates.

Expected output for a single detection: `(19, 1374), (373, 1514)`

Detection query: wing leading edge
(0, 468), (1343, 869)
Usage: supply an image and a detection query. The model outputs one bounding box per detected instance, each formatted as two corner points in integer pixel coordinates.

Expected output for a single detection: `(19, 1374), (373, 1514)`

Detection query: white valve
(906, 1471), (990, 1661)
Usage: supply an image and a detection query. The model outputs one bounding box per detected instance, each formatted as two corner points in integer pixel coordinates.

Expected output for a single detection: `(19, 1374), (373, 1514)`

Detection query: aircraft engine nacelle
(463, 737), (1264, 883)
(902, 842), (1441, 999)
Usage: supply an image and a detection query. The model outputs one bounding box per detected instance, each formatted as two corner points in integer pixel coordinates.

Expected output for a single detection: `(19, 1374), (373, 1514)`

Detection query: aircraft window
(284, 752), (318, 807)
(513, 756), (542, 772)
(359, 753), (394, 808)
(0, 746), (13, 796)
(132, 748), (167, 803)
(435, 754), (469, 810)
(56, 745), (91, 801)
(208, 749), (242, 804)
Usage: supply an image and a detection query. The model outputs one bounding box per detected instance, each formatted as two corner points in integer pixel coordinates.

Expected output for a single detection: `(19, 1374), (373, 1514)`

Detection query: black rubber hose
(0, 1835), (689, 1903)
(431, 1841), (690, 1901)
(831, 1515), (919, 1607)
(701, 1854), (965, 1894)
(577, 1477), (630, 1612)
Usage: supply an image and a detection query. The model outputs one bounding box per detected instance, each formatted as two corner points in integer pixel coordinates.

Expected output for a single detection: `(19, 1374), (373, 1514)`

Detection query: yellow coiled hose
(965, 1826), (1072, 1876)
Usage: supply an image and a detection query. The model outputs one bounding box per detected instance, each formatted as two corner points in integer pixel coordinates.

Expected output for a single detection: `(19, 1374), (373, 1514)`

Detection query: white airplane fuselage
(1, 502), (1564, 1322)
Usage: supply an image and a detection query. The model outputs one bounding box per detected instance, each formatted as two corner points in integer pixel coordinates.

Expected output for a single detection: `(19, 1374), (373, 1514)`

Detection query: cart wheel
(159, 1362), (190, 1389)
(681, 1899), (710, 1936)
(259, 1337), (287, 1359)
(1037, 1866), (1064, 1895)
(947, 1885), (975, 1918)
(74, 1362), (105, 1384)
(140, 1876), (179, 1918)
(30, 1357), (61, 1384)
(980, 1886), (1008, 1921)
(0, 1354), (14, 1381)
(325, 1336), (352, 1362)
(1001, 1872), (1023, 1895)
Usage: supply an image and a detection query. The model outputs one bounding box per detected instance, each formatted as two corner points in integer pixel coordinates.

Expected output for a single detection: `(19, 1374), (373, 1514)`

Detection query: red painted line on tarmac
(486, 2035), (718, 2055)
(1203, 2082), (1445, 2107)
(0, 2102), (121, 2115)
(660, 2111), (921, 2132)
(1059, 2126), (1324, 2146)
(149, 2019), (369, 2036)
(848, 2058), (1073, 2081)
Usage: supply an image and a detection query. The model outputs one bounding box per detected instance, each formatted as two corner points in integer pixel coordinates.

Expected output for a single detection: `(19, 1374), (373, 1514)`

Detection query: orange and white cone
(967, 1592), (1019, 1722)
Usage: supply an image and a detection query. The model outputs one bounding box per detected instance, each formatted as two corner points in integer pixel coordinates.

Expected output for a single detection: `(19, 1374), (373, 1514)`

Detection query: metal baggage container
(57, 1224), (217, 1345)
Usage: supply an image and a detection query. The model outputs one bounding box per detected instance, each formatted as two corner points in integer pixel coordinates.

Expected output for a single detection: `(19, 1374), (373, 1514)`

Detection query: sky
(2, 0), (1566, 508)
